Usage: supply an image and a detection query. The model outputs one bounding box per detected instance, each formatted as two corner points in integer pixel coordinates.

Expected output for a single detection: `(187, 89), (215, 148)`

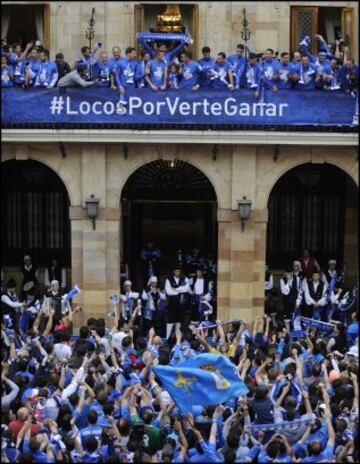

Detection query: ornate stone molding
(2, 129), (358, 146)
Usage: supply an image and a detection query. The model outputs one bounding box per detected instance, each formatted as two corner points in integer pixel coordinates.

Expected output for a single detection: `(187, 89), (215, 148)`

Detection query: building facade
(1, 1), (359, 327)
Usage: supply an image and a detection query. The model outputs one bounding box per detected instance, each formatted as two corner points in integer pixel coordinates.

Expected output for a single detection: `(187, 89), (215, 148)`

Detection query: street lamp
(85, 8), (96, 53)
(238, 196), (252, 231)
(241, 8), (251, 58)
(85, 194), (100, 230)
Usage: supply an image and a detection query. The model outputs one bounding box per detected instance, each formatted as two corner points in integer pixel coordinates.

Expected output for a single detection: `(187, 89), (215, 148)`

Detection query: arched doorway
(266, 163), (358, 286)
(121, 159), (217, 288)
(1, 160), (71, 277)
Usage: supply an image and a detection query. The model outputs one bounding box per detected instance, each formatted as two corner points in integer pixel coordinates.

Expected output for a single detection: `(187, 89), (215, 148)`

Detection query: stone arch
(265, 162), (358, 276)
(119, 156), (219, 205)
(258, 157), (358, 211)
(1, 152), (79, 206)
(1, 158), (71, 267)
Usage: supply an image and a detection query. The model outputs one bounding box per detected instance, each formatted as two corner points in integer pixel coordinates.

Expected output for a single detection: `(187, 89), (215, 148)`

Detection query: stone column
(343, 177), (359, 287)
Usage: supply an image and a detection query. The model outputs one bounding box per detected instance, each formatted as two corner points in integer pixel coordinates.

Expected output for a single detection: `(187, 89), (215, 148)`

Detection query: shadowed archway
(121, 159), (218, 289)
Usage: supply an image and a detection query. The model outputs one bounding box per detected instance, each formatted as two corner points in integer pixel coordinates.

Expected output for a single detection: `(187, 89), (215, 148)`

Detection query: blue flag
(152, 353), (248, 413)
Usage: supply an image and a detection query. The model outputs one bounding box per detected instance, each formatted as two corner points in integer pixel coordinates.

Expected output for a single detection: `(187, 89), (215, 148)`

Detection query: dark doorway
(121, 159), (217, 289)
(1, 160), (71, 268)
(266, 163), (348, 271)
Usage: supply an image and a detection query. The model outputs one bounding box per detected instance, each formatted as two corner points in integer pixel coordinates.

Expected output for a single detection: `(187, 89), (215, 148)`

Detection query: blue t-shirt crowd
(1, 252), (359, 463)
(1, 34), (359, 95)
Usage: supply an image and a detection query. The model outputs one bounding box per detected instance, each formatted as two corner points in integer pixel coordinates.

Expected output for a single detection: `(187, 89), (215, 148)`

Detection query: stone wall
(2, 142), (358, 325)
(42, 1), (359, 65)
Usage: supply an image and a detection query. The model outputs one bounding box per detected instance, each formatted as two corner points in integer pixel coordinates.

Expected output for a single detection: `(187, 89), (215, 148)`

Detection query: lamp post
(85, 8), (96, 53)
(85, 194), (100, 230)
(238, 196), (252, 231)
(240, 8), (251, 58)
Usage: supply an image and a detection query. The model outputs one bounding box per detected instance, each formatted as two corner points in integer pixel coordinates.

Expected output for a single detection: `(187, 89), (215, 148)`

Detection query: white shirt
(165, 277), (189, 296)
(54, 343), (72, 360)
(265, 274), (274, 291)
(280, 274), (303, 307)
(1, 294), (22, 309)
(303, 280), (328, 306)
(112, 331), (128, 352)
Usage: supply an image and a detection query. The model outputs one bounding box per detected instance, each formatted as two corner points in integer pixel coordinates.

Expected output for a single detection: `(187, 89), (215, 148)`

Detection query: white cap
(24, 255), (31, 262)
(345, 345), (359, 359)
(148, 276), (158, 285)
(123, 280), (132, 287)
(328, 259), (337, 265)
(51, 279), (59, 286)
(293, 260), (301, 267)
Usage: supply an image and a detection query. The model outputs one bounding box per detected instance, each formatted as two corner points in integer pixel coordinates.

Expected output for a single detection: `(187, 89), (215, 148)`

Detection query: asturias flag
(152, 353), (248, 413)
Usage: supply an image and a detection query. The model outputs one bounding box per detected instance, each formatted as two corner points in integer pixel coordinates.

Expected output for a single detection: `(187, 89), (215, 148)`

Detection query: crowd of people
(1, 242), (358, 463)
(1, 33), (358, 112)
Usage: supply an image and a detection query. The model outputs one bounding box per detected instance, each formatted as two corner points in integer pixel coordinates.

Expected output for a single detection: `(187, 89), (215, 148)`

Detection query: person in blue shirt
(24, 46), (41, 88)
(260, 48), (281, 92)
(92, 51), (112, 87)
(292, 50), (302, 66)
(135, 50), (152, 88)
(227, 43), (246, 86)
(295, 408), (336, 462)
(80, 409), (103, 445)
(278, 52), (293, 90)
(145, 50), (167, 92)
(198, 46), (215, 88)
(178, 51), (201, 90)
(209, 52), (234, 90)
(108, 46), (123, 90)
(322, 57), (342, 91)
(1, 54), (14, 87)
(236, 52), (261, 92)
(8, 41), (33, 87)
(300, 37), (330, 75)
(292, 55), (319, 90)
(33, 49), (58, 89)
(115, 47), (138, 113)
(140, 36), (190, 65)
(167, 62), (180, 89)
(77, 43), (101, 81)
(340, 58), (359, 94)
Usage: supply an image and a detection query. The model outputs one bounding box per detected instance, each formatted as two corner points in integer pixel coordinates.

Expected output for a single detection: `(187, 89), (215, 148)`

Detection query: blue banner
(152, 353), (248, 413)
(247, 417), (312, 433)
(1, 87), (357, 126)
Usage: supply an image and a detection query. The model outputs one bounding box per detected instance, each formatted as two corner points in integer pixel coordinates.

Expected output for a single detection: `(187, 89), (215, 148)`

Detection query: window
(1, 3), (50, 51)
(134, 3), (199, 59)
(267, 164), (346, 270)
(1, 160), (70, 267)
(291, 6), (354, 57)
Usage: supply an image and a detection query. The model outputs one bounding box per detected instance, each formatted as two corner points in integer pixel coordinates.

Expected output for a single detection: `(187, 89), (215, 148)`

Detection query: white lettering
(92, 101), (102, 115)
(129, 97), (142, 115)
(103, 101), (114, 115)
(193, 101), (203, 115)
(253, 102), (266, 116)
(279, 103), (288, 117)
(79, 101), (91, 115)
(156, 101), (166, 114)
(265, 103), (276, 117)
(143, 101), (155, 115)
(179, 101), (191, 116)
(203, 99), (210, 116)
(66, 97), (78, 115)
(224, 98), (237, 116)
(239, 103), (250, 116)
(211, 102), (222, 116)
(166, 97), (179, 115)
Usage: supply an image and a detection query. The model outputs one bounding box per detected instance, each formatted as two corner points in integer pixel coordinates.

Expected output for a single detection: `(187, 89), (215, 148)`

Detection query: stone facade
(2, 142), (358, 326)
(13, 1), (356, 64)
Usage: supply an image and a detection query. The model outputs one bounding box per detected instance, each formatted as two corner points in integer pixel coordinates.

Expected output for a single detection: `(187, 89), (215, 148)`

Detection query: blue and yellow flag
(152, 353), (248, 413)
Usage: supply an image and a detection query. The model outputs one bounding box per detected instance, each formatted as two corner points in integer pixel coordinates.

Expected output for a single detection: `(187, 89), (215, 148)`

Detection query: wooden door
(291, 6), (318, 55)
(342, 8), (354, 58)
(192, 4), (199, 60)
(134, 4), (144, 54)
